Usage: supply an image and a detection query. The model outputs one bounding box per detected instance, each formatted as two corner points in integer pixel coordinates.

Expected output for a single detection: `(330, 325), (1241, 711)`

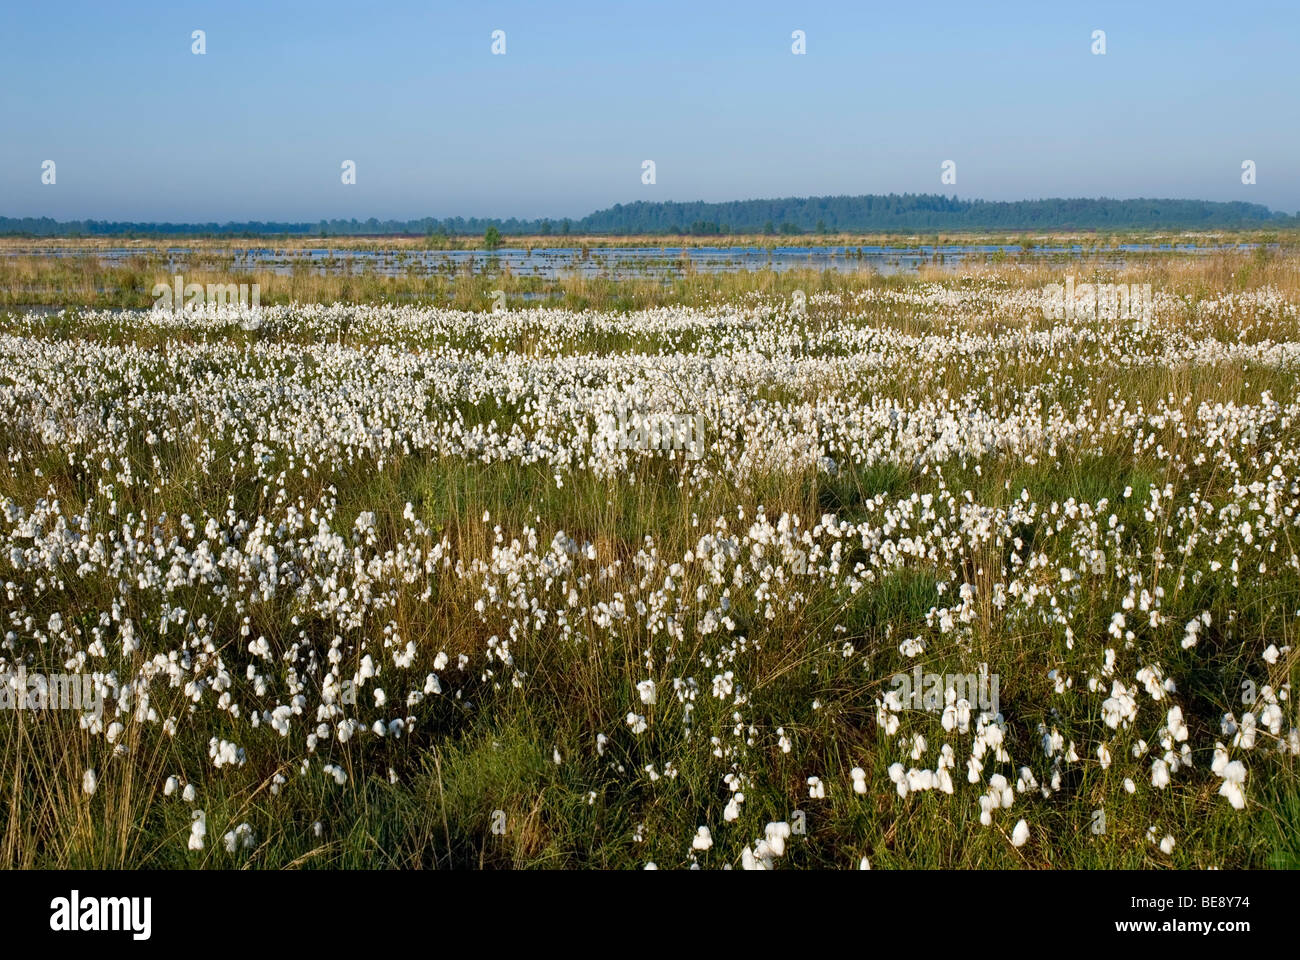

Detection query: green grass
(0, 261), (1297, 869)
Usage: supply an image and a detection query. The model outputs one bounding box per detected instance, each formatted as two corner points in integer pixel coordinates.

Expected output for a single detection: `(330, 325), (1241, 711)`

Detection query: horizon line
(3, 192), (1296, 229)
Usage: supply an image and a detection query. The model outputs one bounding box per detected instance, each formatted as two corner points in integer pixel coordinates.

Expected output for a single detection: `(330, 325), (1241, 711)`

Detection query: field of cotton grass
(2, 258), (1299, 869)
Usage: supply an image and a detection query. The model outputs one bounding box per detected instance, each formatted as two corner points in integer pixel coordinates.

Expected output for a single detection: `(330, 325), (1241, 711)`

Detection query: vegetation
(3, 241), (1299, 313)
(3, 194), (1296, 239)
(0, 252), (1298, 869)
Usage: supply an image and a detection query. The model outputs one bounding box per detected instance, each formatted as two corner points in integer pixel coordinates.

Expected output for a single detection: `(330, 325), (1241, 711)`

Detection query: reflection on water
(2, 242), (1273, 279)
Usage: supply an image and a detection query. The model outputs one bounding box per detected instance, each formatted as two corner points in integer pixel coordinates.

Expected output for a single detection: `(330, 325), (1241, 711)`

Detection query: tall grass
(0, 258), (1297, 868)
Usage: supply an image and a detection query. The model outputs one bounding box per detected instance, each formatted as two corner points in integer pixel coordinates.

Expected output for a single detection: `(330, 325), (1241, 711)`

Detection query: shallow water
(1, 241), (1273, 279)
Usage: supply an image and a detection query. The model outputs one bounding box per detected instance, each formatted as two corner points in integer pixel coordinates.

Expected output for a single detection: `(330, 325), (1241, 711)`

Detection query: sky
(2, 0), (1297, 222)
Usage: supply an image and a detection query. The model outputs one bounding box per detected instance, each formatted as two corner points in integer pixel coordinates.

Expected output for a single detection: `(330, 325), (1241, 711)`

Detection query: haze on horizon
(2, 0), (1297, 223)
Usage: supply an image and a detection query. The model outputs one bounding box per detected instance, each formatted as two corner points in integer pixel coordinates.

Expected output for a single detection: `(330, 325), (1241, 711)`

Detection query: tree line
(3, 194), (1295, 238)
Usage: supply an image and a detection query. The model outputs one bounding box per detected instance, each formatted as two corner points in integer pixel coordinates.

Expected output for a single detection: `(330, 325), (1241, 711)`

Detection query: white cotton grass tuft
(763, 821), (791, 857)
(1217, 759), (1248, 810)
(1011, 819), (1030, 848)
(223, 822), (255, 854)
(777, 727), (792, 753)
(636, 680), (657, 705)
(3, 295), (1298, 868)
(723, 794), (743, 822)
(1151, 759), (1171, 789)
(741, 822), (793, 869)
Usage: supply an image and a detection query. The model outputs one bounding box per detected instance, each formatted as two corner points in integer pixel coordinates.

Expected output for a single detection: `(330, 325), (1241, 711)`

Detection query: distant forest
(3, 195), (1296, 237)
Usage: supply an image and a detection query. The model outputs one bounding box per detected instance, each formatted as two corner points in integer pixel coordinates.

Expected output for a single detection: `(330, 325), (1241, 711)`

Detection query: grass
(3, 237), (1300, 312)
(0, 252), (1297, 869)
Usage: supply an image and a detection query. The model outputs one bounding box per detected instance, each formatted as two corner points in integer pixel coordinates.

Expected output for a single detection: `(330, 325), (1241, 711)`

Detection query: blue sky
(2, 0), (1297, 221)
